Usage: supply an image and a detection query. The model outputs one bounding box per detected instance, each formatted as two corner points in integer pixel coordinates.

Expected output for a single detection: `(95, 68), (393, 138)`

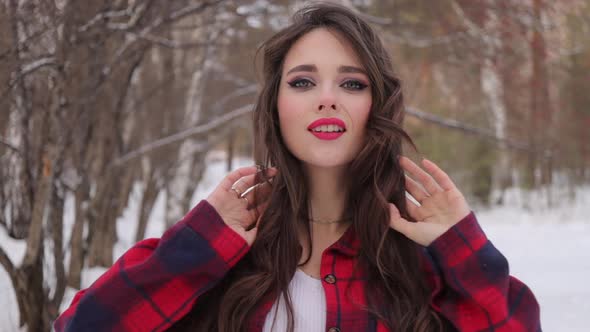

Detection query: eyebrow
(286, 64), (367, 75)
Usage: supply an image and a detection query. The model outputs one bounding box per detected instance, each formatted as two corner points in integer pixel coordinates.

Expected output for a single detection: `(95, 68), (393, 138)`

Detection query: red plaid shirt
(54, 200), (541, 332)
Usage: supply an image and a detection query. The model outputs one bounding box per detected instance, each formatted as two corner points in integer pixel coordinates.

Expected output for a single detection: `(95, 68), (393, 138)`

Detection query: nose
(318, 103), (336, 111)
(317, 86), (337, 111)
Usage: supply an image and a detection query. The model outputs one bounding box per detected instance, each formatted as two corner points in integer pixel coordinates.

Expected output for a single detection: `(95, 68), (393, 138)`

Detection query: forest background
(1, 0), (589, 331)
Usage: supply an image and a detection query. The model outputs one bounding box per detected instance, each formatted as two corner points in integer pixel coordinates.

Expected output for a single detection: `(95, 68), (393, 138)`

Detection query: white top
(262, 269), (326, 332)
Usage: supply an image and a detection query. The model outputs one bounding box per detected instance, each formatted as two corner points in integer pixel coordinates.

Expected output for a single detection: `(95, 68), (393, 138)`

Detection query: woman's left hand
(388, 156), (472, 247)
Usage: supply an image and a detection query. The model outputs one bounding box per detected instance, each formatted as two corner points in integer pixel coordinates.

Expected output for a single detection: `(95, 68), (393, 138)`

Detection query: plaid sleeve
(54, 200), (250, 332)
(424, 212), (541, 332)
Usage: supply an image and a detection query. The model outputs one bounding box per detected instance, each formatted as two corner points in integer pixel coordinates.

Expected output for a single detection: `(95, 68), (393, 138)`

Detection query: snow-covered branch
(20, 56), (57, 74)
(4, 57), (58, 97)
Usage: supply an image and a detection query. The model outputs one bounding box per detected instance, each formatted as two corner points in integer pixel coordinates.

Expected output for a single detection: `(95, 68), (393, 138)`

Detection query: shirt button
(324, 274), (336, 284)
(327, 327), (340, 332)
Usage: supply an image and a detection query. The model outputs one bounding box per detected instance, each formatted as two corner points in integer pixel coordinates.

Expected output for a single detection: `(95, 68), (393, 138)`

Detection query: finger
(231, 179), (249, 196)
(234, 168), (278, 197)
(404, 174), (428, 203)
(388, 203), (415, 237)
(243, 181), (273, 209)
(246, 198), (271, 230)
(399, 156), (442, 195)
(405, 196), (422, 221)
(243, 226), (258, 246)
(250, 199), (270, 223)
(247, 181), (273, 197)
(221, 166), (259, 191)
(421, 159), (456, 191)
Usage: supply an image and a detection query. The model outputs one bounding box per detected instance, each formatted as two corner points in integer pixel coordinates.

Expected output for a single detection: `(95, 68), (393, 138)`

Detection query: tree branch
(0, 245), (16, 280)
(0, 139), (20, 154)
(111, 103), (253, 167)
(124, 31), (218, 49)
(101, 0), (224, 79)
(2, 57), (58, 99)
(341, 0), (393, 25)
(78, 0), (154, 33)
(405, 107), (535, 152)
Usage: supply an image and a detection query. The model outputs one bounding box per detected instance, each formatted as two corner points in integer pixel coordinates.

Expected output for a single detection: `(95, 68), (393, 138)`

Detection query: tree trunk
(227, 131), (235, 172)
(6, 0), (33, 240)
(165, 152), (197, 229)
(49, 180), (66, 318)
(14, 254), (47, 331)
(135, 174), (159, 243)
(527, 0), (552, 191)
(87, 171), (118, 267)
(87, 167), (134, 267)
(11, 143), (59, 331)
(67, 179), (89, 289)
(531, 0), (552, 190)
(165, 13), (217, 228)
(480, 1), (510, 204)
(182, 153), (207, 214)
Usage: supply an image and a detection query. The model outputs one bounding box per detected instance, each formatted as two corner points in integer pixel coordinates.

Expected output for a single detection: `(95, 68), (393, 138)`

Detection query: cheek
(277, 93), (293, 130)
(348, 97), (372, 132)
(277, 86), (314, 128)
(277, 91), (302, 143)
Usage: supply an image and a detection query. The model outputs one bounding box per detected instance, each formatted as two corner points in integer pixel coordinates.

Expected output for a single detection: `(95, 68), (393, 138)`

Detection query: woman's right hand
(206, 165), (277, 246)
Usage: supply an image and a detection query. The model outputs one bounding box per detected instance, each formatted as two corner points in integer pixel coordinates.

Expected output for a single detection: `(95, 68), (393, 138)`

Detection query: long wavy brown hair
(170, 3), (449, 331)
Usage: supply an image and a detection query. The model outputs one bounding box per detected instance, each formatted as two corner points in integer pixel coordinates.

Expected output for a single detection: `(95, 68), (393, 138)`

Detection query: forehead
(282, 28), (363, 72)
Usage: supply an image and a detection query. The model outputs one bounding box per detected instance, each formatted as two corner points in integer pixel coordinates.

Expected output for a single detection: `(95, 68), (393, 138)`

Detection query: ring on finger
(231, 178), (244, 190)
(240, 183), (261, 198)
(231, 178), (246, 196)
(241, 196), (249, 206)
(231, 187), (242, 197)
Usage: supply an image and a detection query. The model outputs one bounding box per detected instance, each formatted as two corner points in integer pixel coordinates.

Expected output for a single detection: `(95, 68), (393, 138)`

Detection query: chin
(299, 152), (355, 169)
(306, 161), (349, 169)
(284, 140), (361, 169)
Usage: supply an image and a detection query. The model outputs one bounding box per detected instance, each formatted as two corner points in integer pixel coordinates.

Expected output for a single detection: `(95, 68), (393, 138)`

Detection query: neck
(304, 164), (351, 236)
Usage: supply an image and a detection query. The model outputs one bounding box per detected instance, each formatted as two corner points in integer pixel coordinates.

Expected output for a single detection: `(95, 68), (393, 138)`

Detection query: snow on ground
(476, 187), (590, 332)
(0, 225), (26, 331)
(1, 154), (588, 331)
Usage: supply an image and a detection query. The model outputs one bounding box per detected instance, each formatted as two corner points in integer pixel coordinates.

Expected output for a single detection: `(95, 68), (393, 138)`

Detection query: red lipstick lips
(307, 118), (346, 140)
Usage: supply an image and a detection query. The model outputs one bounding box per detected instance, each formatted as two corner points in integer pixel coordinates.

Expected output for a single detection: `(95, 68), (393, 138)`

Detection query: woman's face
(277, 28), (372, 169)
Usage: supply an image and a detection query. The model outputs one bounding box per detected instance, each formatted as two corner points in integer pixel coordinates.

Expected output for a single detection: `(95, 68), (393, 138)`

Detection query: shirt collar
(327, 224), (361, 257)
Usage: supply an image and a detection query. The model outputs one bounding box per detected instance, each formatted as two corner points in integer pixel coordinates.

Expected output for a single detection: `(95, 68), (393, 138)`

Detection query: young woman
(55, 3), (541, 332)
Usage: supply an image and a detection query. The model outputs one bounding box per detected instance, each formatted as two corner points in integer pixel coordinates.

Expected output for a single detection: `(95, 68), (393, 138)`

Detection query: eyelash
(287, 78), (368, 91)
